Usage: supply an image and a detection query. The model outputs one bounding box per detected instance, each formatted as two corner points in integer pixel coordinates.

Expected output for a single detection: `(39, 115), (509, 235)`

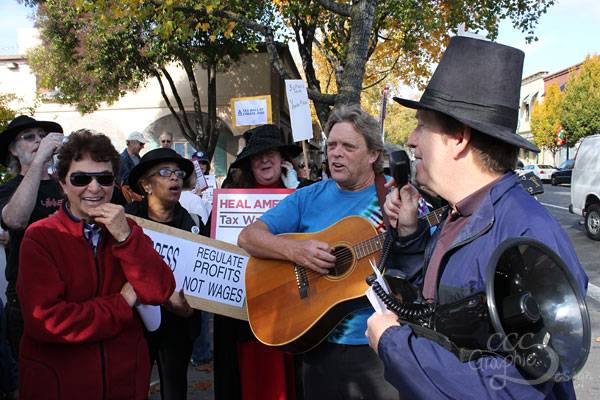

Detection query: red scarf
(254, 179), (284, 189)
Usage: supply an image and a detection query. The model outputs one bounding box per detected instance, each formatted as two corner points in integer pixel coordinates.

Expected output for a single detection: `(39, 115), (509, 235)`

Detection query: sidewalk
(148, 360), (215, 400)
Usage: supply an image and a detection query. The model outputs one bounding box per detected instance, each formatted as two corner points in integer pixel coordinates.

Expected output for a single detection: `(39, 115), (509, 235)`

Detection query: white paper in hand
(365, 258), (391, 315)
(135, 303), (161, 331)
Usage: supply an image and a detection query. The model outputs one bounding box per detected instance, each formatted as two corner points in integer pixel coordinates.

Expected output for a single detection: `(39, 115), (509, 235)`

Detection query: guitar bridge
(295, 265), (309, 299)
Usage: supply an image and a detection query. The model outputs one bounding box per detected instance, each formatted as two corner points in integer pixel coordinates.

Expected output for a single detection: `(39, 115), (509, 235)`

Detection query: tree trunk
(206, 63), (219, 158)
(335, 0), (375, 106)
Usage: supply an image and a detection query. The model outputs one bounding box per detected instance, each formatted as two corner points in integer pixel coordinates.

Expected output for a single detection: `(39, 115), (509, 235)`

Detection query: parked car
(518, 164), (556, 183)
(551, 159), (574, 185)
(570, 135), (600, 240)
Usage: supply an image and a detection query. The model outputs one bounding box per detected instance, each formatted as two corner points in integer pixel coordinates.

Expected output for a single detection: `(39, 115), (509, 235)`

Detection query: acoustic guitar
(245, 208), (447, 353)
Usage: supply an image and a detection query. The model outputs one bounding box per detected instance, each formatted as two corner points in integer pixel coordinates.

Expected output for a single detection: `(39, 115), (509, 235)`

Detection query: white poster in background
(192, 159), (208, 192)
(144, 229), (249, 308)
(202, 175), (217, 209)
(285, 80), (313, 142)
(211, 189), (294, 245)
(234, 98), (268, 127)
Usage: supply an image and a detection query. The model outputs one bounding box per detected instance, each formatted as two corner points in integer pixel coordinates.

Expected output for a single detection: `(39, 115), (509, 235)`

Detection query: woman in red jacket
(17, 129), (175, 400)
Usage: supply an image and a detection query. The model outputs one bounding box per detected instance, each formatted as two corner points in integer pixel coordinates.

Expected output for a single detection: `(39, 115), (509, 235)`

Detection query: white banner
(233, 98), (269, 127)
(285, 80), (313, 142)
(142, 227), (248, 308)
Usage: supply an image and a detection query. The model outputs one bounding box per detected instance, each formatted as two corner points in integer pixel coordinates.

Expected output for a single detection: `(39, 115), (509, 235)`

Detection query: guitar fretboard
(353, 205), (449, 259)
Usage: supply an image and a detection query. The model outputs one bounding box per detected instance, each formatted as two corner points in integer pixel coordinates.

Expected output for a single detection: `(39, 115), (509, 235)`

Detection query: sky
(0, 0), (598, 78)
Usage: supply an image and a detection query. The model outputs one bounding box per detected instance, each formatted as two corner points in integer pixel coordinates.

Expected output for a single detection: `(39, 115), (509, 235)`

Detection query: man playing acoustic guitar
(238, 105), (398, 399)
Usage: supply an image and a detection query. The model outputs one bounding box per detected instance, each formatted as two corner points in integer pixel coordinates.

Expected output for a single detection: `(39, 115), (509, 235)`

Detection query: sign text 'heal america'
(212, 189), (294, 245)
(145, 229), (249, 308)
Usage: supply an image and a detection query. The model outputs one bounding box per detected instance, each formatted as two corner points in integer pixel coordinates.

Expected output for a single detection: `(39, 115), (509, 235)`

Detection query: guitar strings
(295, 208), (449, 280)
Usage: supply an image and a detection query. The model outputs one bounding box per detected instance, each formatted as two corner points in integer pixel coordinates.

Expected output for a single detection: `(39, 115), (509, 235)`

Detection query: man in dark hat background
(0, 115), (65, 359)
(366, 37), (587, 397)
(238, 107), (398, 399)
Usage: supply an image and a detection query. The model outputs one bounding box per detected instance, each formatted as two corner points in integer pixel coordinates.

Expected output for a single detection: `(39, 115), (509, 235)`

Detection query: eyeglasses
(298, 163), (305, 168)
(19, 131), (48, 142)
(161, 140), (172, 144)
(69, 172), (115, 187)
(150, 169), (187, 179)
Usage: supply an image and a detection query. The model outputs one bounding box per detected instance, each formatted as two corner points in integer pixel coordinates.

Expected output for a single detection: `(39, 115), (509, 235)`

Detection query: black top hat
(393, 36), (539, 153)
(230, 124), (302, 169)
(0, 115), (63, 166)
(128, 148), (194, 195)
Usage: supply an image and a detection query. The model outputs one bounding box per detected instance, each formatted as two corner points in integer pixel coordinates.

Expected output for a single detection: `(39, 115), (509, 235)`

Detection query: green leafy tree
(67, 0), (556, 129)
(26, 0), (264, 157)
(530, 82), (562, 160)
(560, 54), (600, 145)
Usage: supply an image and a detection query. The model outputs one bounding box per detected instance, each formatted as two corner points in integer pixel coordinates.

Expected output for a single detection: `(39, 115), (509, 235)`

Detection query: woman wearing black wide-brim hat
(125, 147), (206, 399)
(215, 124), (301, 400)
(223, 124), (302, 189)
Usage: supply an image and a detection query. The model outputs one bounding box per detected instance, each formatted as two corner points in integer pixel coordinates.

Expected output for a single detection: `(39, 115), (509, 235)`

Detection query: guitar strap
(375, 174), (390, 230)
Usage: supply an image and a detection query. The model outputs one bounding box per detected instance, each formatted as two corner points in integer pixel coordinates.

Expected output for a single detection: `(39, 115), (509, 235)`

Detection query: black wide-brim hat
(128, 148), (194, 195)
(0, 115), (63, 166)
(230, 124), (302, 169)
(394, 36), (539, 153)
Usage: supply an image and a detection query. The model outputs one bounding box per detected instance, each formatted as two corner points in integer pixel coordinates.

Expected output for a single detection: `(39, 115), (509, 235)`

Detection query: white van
(570, 134), (600, 240)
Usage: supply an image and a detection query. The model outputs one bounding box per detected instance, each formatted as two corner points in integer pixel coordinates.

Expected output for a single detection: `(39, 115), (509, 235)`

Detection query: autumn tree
(26, 0), (264, 157)
(70, 0), (556, 130)
(530, 82), (563, 160)
(560, 54), (600, 145)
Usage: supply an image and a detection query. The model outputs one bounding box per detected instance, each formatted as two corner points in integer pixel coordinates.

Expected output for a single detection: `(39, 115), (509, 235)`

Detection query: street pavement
(148, 361), (215, 400)
(536, 184), (600, 399)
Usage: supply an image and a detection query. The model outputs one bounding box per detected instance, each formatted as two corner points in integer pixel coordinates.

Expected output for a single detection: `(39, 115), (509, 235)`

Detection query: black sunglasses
(70, 172), (115, 187)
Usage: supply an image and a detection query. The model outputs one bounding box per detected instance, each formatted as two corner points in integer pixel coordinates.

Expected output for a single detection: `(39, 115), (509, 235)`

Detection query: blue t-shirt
(259, 178), (386, 345)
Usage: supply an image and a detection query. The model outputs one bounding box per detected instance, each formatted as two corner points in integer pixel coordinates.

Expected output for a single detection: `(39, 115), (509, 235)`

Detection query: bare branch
(362, 55), (402, 90)
(160, 67), (195, 135)
(152, 70), (189, 139)
(315, 0), (351, 17)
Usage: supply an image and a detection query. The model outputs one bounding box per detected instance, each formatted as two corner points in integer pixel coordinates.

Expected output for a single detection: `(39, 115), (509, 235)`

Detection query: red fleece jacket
(17, 206), (175, 400)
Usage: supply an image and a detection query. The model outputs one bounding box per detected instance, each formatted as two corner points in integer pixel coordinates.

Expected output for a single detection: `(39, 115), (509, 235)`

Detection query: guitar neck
(420, 205), (449, 227)
(353, 205), (449, 259)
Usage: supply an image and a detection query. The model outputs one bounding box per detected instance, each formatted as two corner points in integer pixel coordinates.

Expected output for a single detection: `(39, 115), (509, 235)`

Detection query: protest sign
(201, 174), (217, 209)
(211, 189), (294, 245)
(230, 95), (272, 128)
(192, 159), (208, 192)
(128, 215), (249, 321)
(285, 80), (313, 142)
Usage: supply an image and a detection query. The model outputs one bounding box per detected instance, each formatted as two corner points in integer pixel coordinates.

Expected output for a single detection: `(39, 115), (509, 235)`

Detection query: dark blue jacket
(381, 172), (588, 399)
(119, 149), (136, 186)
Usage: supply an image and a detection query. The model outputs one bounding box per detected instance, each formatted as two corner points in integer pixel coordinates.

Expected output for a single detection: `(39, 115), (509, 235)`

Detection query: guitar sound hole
(330, 247), (353, 276)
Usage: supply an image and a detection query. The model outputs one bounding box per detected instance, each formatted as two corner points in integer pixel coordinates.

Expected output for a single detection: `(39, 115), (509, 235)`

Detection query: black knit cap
(0, 115), (63, 166)
(394, 36), (539, 153)
(128, 148), (194, 194)
(230, 124), (302, 169)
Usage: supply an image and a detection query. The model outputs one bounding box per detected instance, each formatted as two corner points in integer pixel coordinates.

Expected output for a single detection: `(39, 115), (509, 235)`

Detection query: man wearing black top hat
(366, 37), (588, 398)
(0, 115), (65, 359)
